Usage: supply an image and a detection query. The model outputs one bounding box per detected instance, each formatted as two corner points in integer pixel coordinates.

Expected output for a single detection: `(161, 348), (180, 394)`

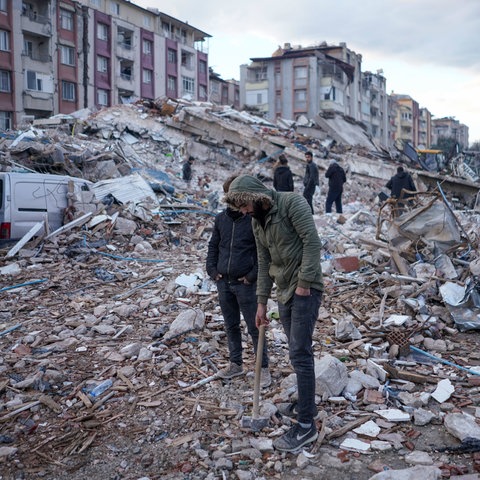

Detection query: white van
(0, 172), (92, 240)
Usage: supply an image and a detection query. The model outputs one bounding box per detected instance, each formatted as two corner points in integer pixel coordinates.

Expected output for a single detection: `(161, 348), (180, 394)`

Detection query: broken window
(181, 50), (193, 69)
(167, 49), (177, 64)
(117, 27), (133, 50)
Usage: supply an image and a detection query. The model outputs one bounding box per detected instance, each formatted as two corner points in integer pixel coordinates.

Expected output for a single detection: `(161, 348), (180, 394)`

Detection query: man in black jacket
(386, 166), (417, 215)
(274, 154), (294, 192)
(206, 177), (270, 387)
(303, 151), (319, 214)
(325, 160), (347, 213)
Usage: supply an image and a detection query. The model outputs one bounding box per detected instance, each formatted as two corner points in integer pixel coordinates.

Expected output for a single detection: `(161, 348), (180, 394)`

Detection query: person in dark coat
(325, 160), (347, 213)
(303, 151), (319, 214)
(273, 154), (294, 192)
(386, 166), (417, 215)
(386, 166), (416, 200)
(182, 156), (194, 184)
(206, 176), (270, 387)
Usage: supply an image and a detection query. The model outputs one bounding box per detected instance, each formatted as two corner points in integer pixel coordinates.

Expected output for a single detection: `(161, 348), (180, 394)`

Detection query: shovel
(240, 324), (269, 431)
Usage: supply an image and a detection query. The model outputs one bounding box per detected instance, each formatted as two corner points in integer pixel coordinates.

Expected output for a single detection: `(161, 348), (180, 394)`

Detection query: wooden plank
(5, 221), (44, 258)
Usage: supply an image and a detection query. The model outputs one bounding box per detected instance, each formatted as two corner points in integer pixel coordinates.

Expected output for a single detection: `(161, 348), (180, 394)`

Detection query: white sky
(133, 0), (480, 145)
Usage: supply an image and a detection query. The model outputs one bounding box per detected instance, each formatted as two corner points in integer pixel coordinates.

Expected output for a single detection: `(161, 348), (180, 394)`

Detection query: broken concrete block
(413, 408), (436, 426)
(404, 450), (434, 466)
(349, 370), (381, 389)
(368, 465), (442, 479)
(431, 378), (455, 403)
(444, 412), (480, 442)
(314, 354), (348, 399)
(376, 409), (411, 422)
(353, 419), (380, 438)
(163, 308), (205, 341)
(339, 437), (371, 453)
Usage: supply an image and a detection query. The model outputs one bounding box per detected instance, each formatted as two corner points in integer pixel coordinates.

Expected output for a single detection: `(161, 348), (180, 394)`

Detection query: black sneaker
(277, 402), (321, 420)
(273, 423), (318, 452)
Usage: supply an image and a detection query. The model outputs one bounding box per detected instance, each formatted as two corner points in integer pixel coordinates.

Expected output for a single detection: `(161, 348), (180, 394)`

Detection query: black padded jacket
(206, 208), (258, 284)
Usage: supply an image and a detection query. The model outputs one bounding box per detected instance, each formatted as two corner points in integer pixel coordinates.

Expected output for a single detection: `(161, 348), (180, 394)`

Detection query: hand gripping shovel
(240, 324), (269, 431)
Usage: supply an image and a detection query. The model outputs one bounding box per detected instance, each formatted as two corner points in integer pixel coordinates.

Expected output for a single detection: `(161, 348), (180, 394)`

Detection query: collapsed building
(0, 100), (480, 480)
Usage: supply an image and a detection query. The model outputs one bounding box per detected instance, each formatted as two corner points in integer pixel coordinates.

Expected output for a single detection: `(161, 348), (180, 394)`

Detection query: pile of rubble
(0, 100), (480, 480)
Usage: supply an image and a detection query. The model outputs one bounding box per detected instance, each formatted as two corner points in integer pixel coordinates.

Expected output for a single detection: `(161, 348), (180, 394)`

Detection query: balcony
(22, 52), (52, 71)
(23, 89), (54, 111)
(21, 11), (52, 37)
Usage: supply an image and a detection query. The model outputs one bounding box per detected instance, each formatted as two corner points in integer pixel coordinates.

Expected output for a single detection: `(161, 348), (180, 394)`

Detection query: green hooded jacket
(224, 175), (324, 305)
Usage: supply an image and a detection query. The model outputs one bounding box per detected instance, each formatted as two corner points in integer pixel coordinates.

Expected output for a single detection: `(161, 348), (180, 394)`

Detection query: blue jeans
(278, 288), (322, 424)
(217, 279), (268, 368)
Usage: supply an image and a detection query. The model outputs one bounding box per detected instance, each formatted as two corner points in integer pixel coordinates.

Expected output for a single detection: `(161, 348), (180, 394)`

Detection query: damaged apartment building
(0, 0), (211, 128)
(240, 42), (470, 151)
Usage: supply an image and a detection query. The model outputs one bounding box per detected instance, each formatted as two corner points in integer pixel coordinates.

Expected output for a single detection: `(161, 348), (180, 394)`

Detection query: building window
(198, 60), (207, 74)
(97, 55), (108, 73)
(0, 111), (12, 130)
(199, 84), (207, 99)
(0, 70), (10, 92)
(143, 15), (151, 28)
(167, 75), (176, 92)
(97, 88), (109, 106)
(142, 69), (152, 84)
(62, 81), (75, 101)
(0, 29), (9, 51)
(60, 45), (75, 66)
(294, 66), (307, 88)
(256, 93), (262, 104)
(110, 2), (120, 15)
(294, 89), (307, 110)
(97, 23), (108, 41)
(60, 9), (73, 30)
(143, 39), (152, 55)
(90, 0), (101, 6)
(167, 48), (176, 64)
(181, 50), (193, 69)
(0, 0), (7, 12)
(182, 76), (194, 95)
(23, 40), (33, 57)
(26, 71), (43, 91)
(181, 29), (187, 43)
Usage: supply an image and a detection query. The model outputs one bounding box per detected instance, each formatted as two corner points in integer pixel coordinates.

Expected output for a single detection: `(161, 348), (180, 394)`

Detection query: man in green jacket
(224, 174), (323, 452)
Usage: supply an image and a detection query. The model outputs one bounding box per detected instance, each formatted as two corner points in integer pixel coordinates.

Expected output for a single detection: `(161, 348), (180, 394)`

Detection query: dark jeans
(278, 288), (322, 424)
(217, 279), (268, 368)
(303, 186), (315, 214)
(326, 188), (343, 213)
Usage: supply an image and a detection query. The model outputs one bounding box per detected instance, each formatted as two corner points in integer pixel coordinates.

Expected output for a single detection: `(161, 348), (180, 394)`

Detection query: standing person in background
(386, 166), (417, 215)
(273, 154), (294, 192)
(224, 175), (323, 453)
(182, 156), (194, 185)
(325, 159), (347, 214)
(206, 176), (271, 388)
(303, 151), (319, 214)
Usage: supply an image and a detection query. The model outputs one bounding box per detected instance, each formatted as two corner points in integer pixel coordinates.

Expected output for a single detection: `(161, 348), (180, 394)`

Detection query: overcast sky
(134, 0), (480, 145)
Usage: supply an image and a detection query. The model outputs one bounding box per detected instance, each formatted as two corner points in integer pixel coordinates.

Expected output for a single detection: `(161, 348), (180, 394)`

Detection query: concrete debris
(0, 99), (479, 479)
